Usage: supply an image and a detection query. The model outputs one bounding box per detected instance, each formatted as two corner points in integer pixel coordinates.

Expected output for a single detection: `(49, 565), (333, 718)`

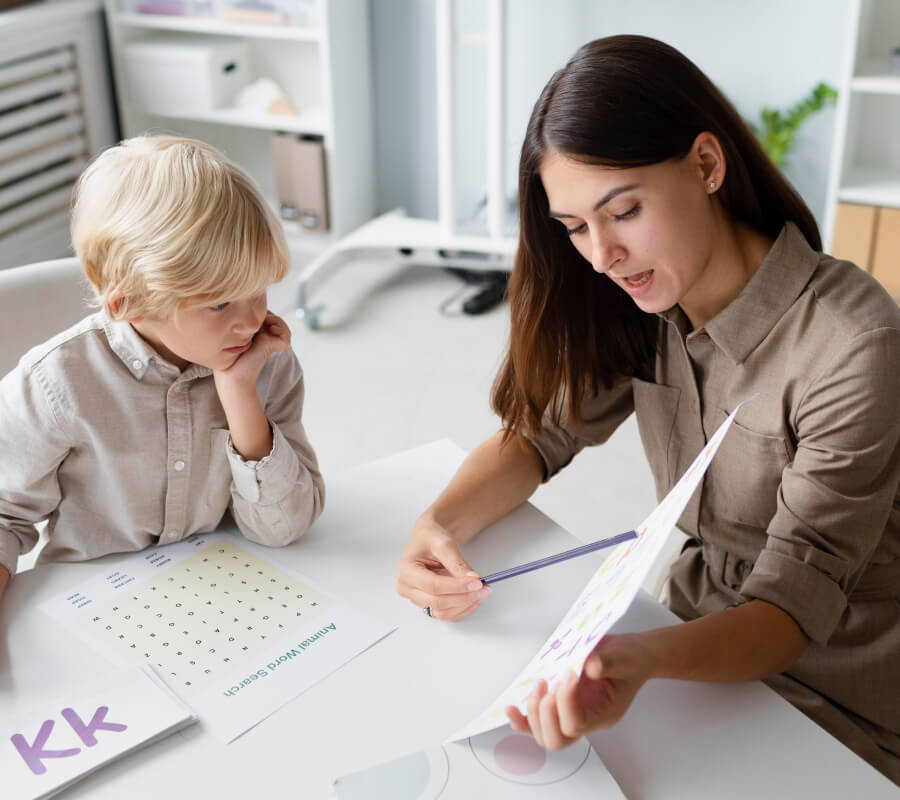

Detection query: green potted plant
(753, 82), (838, 168)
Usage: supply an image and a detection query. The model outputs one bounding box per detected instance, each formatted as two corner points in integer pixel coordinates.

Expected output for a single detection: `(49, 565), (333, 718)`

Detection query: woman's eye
(614, 203), (641, 221)
(565, 222), (587, 236)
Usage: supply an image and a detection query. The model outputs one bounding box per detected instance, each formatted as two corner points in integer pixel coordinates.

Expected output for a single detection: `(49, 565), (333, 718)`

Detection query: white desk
(1, 441), (895, 798)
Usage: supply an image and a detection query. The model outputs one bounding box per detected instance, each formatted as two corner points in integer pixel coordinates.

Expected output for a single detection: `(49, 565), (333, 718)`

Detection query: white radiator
(0, 1), (117, 270)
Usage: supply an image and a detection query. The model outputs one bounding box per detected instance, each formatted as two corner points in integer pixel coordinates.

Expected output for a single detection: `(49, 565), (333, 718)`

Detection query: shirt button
(174, 460), (185, 472)
(132, 359), (143, 370)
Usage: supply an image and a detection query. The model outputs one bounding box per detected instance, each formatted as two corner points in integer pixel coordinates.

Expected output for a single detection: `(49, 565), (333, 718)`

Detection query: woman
(395, 35), (900, 783)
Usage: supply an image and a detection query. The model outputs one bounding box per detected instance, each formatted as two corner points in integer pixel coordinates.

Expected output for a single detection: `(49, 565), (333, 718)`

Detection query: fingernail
(478, 586), (491, 598)
(467, 581), (483, 591)
(465, 571), (480, 577)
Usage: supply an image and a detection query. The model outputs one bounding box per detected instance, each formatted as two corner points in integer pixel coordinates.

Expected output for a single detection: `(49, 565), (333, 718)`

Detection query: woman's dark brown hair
(492, 35), (821, 442)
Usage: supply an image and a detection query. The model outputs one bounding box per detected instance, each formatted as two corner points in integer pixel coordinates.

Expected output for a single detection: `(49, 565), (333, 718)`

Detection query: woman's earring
(708, 181), (716, 190)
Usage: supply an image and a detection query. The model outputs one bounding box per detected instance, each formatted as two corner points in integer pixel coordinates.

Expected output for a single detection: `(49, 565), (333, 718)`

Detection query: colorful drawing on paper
(41, 532), (396, 743)
(334, 727), (625, 799)
(451, 398), (753, 741)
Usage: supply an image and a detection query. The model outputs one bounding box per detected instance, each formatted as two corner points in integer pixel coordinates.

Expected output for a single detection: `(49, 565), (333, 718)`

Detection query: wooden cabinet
(831, 202), (878, 269)
(831, 202), (900, 299)
(871, 207), (900, 297)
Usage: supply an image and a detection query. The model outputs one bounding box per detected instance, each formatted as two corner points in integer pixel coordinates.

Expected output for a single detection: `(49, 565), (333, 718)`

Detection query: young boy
(0, 136), (325, 602)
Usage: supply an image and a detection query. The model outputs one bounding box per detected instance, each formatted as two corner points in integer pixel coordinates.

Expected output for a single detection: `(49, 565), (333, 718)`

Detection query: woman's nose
(590, 232), (624, 275)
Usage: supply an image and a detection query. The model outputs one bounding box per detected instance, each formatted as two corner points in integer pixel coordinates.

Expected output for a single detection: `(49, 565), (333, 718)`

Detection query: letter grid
(77, 541), (331, 693)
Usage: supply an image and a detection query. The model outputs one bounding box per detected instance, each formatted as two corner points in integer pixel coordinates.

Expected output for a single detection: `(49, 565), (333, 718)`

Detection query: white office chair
(0, 257), (92, 379)
(0, 257), (92, 572)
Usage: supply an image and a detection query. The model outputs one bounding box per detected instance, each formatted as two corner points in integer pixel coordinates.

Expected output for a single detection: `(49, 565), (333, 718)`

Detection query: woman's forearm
(0, 563), (9, 602)
(644, 599), (809, 683)
(422, 431), (545, 545)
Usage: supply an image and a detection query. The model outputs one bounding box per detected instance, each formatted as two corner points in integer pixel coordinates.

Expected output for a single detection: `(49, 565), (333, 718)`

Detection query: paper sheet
(41, 531), (396, 743)
(334, 726), (625, 799)
(451, 399), (751, 740)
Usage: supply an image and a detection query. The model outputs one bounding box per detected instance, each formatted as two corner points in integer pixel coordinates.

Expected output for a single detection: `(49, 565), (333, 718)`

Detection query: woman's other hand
(506, 633), (655, 748)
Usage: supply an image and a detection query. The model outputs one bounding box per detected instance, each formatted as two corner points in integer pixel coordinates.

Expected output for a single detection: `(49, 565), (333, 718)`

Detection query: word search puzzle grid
(42, 532), (396, 742)
(84, 541), (331, 694)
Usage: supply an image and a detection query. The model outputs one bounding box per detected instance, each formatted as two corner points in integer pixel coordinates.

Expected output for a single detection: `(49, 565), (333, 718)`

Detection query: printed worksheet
(452, 400), (750, 740)
(335, 726), (625, 799)
(41, 532), (395, 743)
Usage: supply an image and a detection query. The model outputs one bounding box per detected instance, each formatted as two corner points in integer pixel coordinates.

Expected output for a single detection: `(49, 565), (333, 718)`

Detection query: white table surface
(1, 440), (895, 799)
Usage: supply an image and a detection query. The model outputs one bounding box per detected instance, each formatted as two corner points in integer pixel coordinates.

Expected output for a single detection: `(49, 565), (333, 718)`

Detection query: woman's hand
(396, 516), (491, 622)
(506, 632), (656, 749)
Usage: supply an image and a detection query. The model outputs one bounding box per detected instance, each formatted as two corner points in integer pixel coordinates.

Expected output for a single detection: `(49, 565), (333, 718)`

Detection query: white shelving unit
(293, 0), (516, 329)
(102, 0), (375, 255)
(824, 0), (900, 247)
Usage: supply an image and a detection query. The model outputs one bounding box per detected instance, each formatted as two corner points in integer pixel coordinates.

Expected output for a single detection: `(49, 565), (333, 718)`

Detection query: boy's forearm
(645, 599), (809, 683)
(219, 389), (273, 462)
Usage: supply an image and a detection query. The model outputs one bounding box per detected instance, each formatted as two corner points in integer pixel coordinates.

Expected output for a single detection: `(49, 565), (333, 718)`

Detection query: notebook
(3, 664), (195, 799)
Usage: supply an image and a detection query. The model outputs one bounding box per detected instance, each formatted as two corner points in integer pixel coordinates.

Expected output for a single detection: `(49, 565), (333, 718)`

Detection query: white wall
(371, 0), (851, 229)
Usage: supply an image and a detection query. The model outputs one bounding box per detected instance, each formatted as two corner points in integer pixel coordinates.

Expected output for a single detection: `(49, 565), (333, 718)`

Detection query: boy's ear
(106, 285), (142, 322)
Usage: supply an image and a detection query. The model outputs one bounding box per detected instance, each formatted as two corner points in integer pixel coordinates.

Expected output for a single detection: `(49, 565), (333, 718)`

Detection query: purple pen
(480, 529), (637, 586)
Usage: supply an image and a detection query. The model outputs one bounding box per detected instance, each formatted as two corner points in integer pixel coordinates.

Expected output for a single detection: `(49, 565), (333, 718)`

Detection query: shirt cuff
(226, 424), (299, 505)
(741, 538), (848, 645)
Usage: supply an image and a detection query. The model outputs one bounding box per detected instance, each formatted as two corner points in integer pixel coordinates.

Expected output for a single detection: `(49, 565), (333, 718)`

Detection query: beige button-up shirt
(528, 223), (900, 777)
(0, 311), (325, 576)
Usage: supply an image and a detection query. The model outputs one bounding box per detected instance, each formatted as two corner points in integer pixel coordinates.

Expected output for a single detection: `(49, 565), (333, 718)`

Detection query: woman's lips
(621, 269), (654, 297)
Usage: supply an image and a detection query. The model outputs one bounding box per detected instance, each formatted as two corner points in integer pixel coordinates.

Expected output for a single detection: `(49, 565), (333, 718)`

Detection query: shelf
(144, 106), (328, 136)
(838, 168), (900, 209)
(115, 12), (322, 42)
(0, 1), (103, 35)
(851, 75), (900, 95)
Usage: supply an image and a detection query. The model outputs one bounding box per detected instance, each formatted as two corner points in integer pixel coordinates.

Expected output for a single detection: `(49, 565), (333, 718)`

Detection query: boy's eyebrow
(548, 184), (639, 219)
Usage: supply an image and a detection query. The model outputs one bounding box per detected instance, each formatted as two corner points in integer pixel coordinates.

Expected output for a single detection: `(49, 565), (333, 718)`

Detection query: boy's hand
(213, 311), (291, 462)
(214, 311), (291, 395)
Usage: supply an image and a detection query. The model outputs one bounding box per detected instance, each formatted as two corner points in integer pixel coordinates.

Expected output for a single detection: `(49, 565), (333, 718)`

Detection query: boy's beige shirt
(526, 223), (900, 779)
(0, 311), (325, 575)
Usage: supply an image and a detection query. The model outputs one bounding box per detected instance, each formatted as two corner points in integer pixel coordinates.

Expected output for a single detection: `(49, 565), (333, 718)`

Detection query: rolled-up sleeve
(526, 376), (635, 482)
(226, 349), (325, 547)
(0, 362), (70, 576)
(742, 328), (900, 644)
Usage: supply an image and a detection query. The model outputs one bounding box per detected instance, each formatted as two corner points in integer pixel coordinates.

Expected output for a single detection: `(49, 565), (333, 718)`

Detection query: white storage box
(122, 37), (249, 115)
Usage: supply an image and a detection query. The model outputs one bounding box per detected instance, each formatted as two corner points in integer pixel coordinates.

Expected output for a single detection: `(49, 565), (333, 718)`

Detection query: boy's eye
(210, 302), (230, 312)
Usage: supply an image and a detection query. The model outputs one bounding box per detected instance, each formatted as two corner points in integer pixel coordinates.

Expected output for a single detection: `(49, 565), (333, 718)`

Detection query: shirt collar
(659, 222), (820, 363)
(101, 310), (212, 381)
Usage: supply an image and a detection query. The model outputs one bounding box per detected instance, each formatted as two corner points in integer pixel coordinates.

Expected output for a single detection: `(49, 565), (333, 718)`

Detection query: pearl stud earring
(709, 181), (716, 190)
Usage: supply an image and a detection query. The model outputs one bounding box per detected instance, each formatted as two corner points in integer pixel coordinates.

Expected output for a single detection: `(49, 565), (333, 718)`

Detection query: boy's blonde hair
(71, 135), (290, 320)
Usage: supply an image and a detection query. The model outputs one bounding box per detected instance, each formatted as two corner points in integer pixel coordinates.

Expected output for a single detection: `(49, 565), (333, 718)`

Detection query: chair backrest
(0, 258), (94, 378)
